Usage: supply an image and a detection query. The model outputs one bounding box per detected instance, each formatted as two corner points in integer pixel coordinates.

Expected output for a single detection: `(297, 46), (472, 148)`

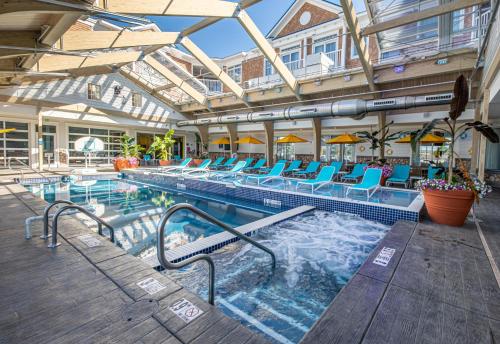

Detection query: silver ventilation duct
(176, 93), (453, 127)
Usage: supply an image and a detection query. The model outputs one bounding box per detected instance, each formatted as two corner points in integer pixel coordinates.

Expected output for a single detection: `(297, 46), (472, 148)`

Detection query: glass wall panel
(68, 126), (124, 166)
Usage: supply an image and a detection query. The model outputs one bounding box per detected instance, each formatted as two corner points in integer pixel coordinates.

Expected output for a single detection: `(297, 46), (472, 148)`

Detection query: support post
(197, 126), (209, 155)
(470, 103), (481, 174)
(312, 118), (321, 162)
(37, 107), (43, 172)
(227, 124), (238, 155)
(263, 122), (274, 166)
(478, 89), (490, 181)
(378, 112), (386, 159)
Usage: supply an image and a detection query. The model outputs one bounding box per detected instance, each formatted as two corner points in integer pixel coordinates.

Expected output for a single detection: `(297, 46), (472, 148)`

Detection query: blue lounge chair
(159, 158), (192, 173)
(173, 155), (181, 161)
(218, 157), (237, 170)
(293, 161), (321, 178)
(283, 160), (302, 174)
(341, 163), (367, 182)
(295, 166), (336, 192)
(242, 158), (254, 168)
(210, 161), (248, 180)
(330, 161), (343, 179)
(259, 159), (287, 173)
(209, 157), (225, 169)
(244, 158), (266, 171)
(386, 164), (411, 188)
(182, 159), (212, 176)
(346, 168), (382, 199)
(246, 163), (286, 186)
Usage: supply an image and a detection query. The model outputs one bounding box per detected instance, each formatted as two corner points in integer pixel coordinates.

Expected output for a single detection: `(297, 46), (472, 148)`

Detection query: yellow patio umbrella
(395, 133), (449, 144)
(325, 133), (364, 144)
(234, 136), (264, 144)
(326, 133), (364, 163)
(275, 134), (309, 143)
(0, 128), (16, 134)
(211, 137), (231, 145)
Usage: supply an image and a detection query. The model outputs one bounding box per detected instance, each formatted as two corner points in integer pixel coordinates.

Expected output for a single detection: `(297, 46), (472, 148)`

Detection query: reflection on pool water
(166, 210), (390, 344)
(27, 179), (276, 258)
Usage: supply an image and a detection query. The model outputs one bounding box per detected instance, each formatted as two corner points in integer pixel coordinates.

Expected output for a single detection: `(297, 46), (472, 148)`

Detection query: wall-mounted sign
(435, 58), (448, 65)
(393, 65), (405, 73)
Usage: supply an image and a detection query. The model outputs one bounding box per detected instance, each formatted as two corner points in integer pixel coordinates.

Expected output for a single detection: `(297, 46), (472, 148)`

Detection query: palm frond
(466, 121), (499, 143)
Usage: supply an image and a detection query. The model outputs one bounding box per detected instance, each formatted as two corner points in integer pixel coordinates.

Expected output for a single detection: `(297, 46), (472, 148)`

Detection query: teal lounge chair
(242, 158), (254, 168)
(293, 161), (321, 178)
(209, 157), (225, 169)
(386, 164), (411, 188)
(210, 161), (248, 180)
(218, 157), (237, 170)
(246, 163), (286, 186)
(346, 168), (382, 199)
(259, 159), (287, 173)
(182, 159), (212, 176)
(283, 160), (302, 174)
(159, 158), (192, 173)
(341, 163), (367, 182)
(244, 158), (266, 171)
(295, 166), (336, 192)
(330, 161), (343, 180)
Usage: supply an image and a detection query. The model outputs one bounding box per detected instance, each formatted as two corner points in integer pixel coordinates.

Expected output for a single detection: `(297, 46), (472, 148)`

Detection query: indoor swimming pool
(26, 179), (277, 258)
(166, 210), (390, 344)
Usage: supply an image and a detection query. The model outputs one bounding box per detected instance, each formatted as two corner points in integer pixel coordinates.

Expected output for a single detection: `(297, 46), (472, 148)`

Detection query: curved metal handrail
(49, 205), (115, 248)
(42, 200), (75, 239)
(157, 203), (277, 305)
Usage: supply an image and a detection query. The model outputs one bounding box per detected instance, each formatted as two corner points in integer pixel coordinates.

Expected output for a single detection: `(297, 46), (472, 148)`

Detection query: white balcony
(244, 50), (343, 90)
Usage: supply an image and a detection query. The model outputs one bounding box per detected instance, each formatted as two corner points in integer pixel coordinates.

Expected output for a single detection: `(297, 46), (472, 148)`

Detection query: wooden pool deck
(0, 178), (269, 344)
(302, 193), (500, 344)
(1, 171), (499, 344)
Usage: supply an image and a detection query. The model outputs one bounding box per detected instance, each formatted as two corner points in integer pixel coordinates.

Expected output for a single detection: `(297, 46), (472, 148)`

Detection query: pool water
(166, 210), (390, 344)
(27, 179), (276, 258)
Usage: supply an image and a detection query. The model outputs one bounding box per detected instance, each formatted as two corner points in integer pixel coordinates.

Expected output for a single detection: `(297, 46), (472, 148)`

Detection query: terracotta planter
(193, 159), (204, 166)
(129, 160), (140, 169)
(423, 189), (475, 227)
(113, 159), (130, 172)
(159, 160), (172, 166)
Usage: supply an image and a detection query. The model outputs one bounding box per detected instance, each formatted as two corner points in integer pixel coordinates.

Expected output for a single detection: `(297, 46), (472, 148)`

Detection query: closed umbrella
(0, 128), (16, 134)
(326, 133), (364, 163)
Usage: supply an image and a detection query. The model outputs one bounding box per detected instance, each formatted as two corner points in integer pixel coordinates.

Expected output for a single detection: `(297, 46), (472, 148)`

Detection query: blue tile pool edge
(124, 170), (423, 225)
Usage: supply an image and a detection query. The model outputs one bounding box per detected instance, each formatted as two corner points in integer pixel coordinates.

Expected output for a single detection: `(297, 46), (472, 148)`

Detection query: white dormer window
(264, 59), (274, 76)
(281, 45), (301, 71)
(227, 64), (241, 83)
(351, 36), (368, 59)
(313, 35), (338, 57)
(87, 83), (101, 100)
(132, 92), (142, 107)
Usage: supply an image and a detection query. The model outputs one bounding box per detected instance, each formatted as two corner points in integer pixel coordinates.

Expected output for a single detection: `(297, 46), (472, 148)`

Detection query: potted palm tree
(113, 134), (144, 171)
(147, 129), (176, 166)
(414, 75), (498, 226)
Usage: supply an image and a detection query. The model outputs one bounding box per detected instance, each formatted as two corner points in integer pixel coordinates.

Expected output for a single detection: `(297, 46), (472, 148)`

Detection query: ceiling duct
(176, 93), (453, 127)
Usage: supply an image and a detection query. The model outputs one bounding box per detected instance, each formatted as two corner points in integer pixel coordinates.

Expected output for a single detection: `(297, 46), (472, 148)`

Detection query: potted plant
(113, 134), (144, 171)
(355, 121), (402, 160)
(147, 129), (176, 166)
(414, 75), (498, 226)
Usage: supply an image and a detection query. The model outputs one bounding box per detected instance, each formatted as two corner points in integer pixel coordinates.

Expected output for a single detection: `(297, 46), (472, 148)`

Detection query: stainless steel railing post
(157, 203), (276, 305)
(49, 204), (115, 248)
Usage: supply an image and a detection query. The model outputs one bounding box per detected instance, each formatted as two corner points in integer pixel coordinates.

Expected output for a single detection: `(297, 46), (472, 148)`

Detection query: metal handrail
(42, 200), (75, 239)
(157, 203), (276, 305)
(49, 204), (115, 248)
(8, 157), (48, 181)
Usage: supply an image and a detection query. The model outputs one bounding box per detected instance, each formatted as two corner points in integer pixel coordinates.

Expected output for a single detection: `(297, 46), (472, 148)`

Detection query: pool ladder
(157, 203), (276, 305)
(41, 200), (115, 248)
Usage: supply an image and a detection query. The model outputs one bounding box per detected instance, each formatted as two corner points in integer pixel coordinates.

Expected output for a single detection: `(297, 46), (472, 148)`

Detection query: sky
(149, 0), (366, 58)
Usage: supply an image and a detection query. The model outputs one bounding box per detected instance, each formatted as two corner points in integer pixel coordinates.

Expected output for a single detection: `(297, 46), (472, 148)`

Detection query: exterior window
(452, 9), (465, 32)
(281, 51), (300, 70)
(351, 37), (368, 59)
(227, 65), (241, 83)
(132, 92), (142, 107)
(87, 83), (101, 100)
(264, 59), (274, 76)
(68, 126), (125, 166)
(0, 121), (29, 167)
